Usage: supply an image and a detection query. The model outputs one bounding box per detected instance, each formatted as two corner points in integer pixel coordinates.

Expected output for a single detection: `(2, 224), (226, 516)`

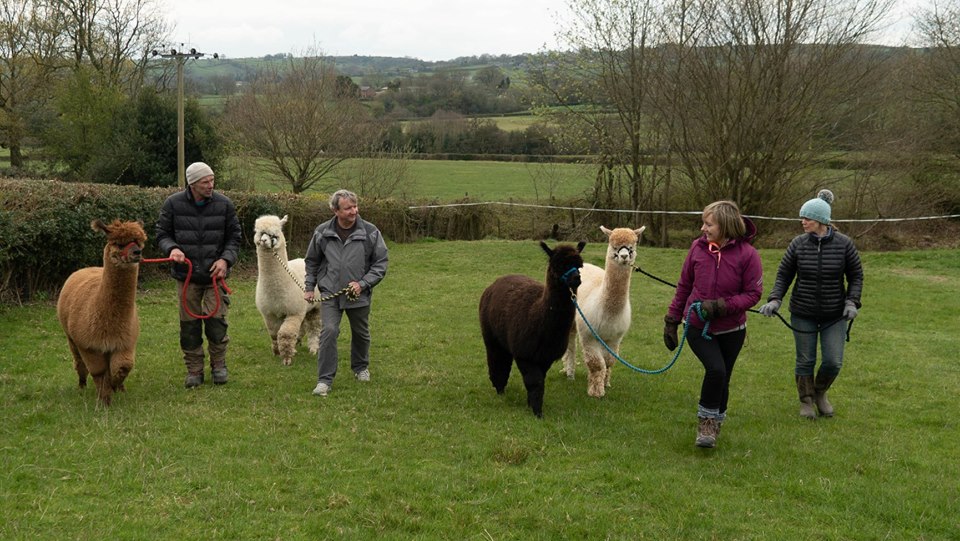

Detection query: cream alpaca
(561, 225), (645, 397)
(253, 215), (322, 366)
(57, 219), (147, 406)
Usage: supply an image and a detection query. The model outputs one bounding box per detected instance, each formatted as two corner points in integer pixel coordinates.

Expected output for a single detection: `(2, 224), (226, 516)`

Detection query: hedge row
(0, 179), (505, 302)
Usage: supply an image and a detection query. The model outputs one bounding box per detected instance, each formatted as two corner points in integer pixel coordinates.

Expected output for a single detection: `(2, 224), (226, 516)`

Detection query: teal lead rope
(569, 294), (707, 375)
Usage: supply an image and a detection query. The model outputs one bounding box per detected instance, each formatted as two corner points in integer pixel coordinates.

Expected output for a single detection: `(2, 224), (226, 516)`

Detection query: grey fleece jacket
(303, 216), (388, 309)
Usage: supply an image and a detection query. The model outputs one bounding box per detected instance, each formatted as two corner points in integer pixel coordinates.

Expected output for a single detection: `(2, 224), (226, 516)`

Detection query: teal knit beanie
(799, 189), (834, 224)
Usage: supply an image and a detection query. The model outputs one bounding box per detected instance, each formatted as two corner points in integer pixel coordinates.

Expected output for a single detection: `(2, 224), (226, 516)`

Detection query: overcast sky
(162, 0), (926, 62)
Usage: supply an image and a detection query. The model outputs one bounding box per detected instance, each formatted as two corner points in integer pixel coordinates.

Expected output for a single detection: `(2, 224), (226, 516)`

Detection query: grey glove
(758, 299), (781, 317)
(843, 300), (858, 320)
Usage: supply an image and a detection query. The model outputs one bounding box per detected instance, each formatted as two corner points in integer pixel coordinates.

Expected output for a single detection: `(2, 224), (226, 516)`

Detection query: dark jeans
(687, 328), (746, 415)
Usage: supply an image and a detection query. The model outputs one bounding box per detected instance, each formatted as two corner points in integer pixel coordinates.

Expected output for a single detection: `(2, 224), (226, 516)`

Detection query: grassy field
(1, 240), (957, 539)
(242, 158), (597, 202)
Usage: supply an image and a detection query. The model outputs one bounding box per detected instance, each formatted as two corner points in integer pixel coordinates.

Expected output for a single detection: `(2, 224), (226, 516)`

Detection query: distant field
(401, 113), (542, 132)
(242, 158), (597, 201)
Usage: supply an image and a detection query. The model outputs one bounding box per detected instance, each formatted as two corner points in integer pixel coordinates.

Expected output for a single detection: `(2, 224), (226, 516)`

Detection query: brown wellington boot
(814, 372), (837, 417)
(796, 375), (817, 419)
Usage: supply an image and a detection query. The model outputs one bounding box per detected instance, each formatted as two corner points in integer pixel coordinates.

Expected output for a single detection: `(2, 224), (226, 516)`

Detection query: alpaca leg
(81, 349), (112, 406)
(263, 315), (282, 356)
(560, 328), (577, 380)
(517, 362), (547, 418)
(302, 308), (322, 355)
(111, 349), (135, 393)
(67, 338), (88, 388)
(583, 346), (607, 398)
(482, 334), (513, 394)
(603, 342), (621, 389)
(92, 372), (113, 406)
(277, 314), (305, 366)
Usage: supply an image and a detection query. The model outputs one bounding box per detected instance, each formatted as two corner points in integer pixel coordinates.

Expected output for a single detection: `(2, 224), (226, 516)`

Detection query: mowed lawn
(1, 240), (957, 539)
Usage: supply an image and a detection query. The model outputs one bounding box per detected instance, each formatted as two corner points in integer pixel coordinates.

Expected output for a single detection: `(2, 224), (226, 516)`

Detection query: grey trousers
(317, 302), (371, 385)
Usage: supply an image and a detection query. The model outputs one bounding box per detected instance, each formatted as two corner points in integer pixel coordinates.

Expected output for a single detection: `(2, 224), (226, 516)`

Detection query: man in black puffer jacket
(156, 162), (242, 389)
(759, 189), (864, 419)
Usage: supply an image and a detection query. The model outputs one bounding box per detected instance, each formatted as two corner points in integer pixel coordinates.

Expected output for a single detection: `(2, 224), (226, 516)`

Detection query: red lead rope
(142, 257), (233, 320)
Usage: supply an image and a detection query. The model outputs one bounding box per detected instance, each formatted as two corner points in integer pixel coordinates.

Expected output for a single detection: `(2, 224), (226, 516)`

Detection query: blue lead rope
(570, 296), (708, 375)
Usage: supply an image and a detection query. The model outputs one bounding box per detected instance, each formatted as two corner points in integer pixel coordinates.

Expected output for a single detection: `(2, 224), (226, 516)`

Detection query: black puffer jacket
(155, 189), (242, 285)
(767, 227), (863, 321)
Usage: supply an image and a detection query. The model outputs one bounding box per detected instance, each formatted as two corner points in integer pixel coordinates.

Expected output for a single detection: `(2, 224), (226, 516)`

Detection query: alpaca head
(253, 215), (288, 251)
(600, 225), (646, 267)
(541, 240), (586, 291)
(93, 219), (146, 266)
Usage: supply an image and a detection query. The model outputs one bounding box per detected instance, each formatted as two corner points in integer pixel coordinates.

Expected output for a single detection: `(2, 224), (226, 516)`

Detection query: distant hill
(178, 53), (540, 83)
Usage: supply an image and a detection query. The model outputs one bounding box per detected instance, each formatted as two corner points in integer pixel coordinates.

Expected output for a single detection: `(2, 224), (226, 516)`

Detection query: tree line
(2, 0), (960, 240)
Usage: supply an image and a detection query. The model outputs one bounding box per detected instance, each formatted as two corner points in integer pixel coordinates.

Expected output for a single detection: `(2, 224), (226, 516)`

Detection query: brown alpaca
(479, 241), (586, 417)
(57, 219), (147, 406)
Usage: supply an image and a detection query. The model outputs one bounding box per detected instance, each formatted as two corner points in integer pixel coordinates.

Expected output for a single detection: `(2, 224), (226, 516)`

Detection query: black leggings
(686, 328), (746, 413)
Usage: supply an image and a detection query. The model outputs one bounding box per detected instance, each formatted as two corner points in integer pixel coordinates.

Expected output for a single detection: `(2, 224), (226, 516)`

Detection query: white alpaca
(561, 225), (645, 397)
(254, 215), (322, 366)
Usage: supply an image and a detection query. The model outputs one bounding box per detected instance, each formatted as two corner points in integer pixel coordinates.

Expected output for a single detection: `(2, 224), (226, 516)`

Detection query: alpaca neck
(543, 278), (574, 312)
(257, 244), (289, 267)
(600, 263), (632, 310)
(97, 263), (140, 311)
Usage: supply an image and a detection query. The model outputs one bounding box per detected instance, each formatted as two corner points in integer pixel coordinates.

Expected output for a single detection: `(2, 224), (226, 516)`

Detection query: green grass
(242, 158), (597, 201)
(1, 241), (958, 539)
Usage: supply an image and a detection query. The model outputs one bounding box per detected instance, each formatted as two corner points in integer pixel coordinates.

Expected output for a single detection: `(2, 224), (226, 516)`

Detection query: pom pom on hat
(186, 162), (214, 185)
(799, 189), (834, 224)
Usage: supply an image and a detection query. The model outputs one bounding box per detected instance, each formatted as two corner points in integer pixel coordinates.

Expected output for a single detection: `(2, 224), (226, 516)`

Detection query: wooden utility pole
(152, 47), (219, 188)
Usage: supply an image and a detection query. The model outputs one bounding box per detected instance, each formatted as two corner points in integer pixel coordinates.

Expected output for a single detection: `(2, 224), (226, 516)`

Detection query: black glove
(699, 298), (727, 321)
(663, 315), (680, 351)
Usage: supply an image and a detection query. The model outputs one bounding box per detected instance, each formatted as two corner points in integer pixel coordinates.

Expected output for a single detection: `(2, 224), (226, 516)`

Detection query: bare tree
(54, 0), (168, 92)
(913, 0), (960, 158)
(0, 0), (64, 168)
(343, 147), (413, 202)
(532, 0), (666, 220)
(660, 0), (894, 213)
(223, 53), (382, 194)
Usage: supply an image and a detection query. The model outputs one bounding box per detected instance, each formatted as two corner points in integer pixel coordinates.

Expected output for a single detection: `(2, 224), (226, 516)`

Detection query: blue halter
(560, 266), (580, 285)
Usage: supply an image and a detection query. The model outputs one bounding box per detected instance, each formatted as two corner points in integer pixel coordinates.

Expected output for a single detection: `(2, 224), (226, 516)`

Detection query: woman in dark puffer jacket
(759, 189), (864, 419)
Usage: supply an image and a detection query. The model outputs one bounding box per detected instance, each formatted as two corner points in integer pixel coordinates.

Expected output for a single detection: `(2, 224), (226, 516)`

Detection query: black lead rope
(632, 264), (853, 342)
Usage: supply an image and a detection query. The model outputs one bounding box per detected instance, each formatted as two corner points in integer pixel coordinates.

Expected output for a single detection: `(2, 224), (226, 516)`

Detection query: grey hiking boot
(212, 366), (228, 385)
(355, 369), (371, 382)
(185, 372), (204, 389)
(695, 417), (719, 448)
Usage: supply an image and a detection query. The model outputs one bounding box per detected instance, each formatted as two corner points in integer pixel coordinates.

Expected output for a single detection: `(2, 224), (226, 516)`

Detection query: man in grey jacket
(304, 189), (388, 397)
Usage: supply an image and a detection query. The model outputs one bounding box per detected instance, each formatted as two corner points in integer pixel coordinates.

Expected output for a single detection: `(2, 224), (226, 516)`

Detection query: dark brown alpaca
(479, 241), (586, 417)
(57, 219), (146, 406)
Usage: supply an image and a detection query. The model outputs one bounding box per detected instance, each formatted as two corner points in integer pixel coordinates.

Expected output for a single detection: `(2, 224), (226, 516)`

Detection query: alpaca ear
(600, 226), (612, 237)
(90, 219), (108, 234)
(280, 215), (289, 226)
(634, 226), (646, 237)
(576, 241), (587, 253)
(540, 240), (553, 257)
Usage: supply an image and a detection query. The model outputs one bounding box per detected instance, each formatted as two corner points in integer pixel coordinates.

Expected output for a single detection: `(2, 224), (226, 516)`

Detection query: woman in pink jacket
(663, 201), (763, 448)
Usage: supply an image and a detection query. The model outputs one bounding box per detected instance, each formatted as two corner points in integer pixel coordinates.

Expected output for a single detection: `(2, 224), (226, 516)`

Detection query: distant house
(359, 86), (377, 100)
